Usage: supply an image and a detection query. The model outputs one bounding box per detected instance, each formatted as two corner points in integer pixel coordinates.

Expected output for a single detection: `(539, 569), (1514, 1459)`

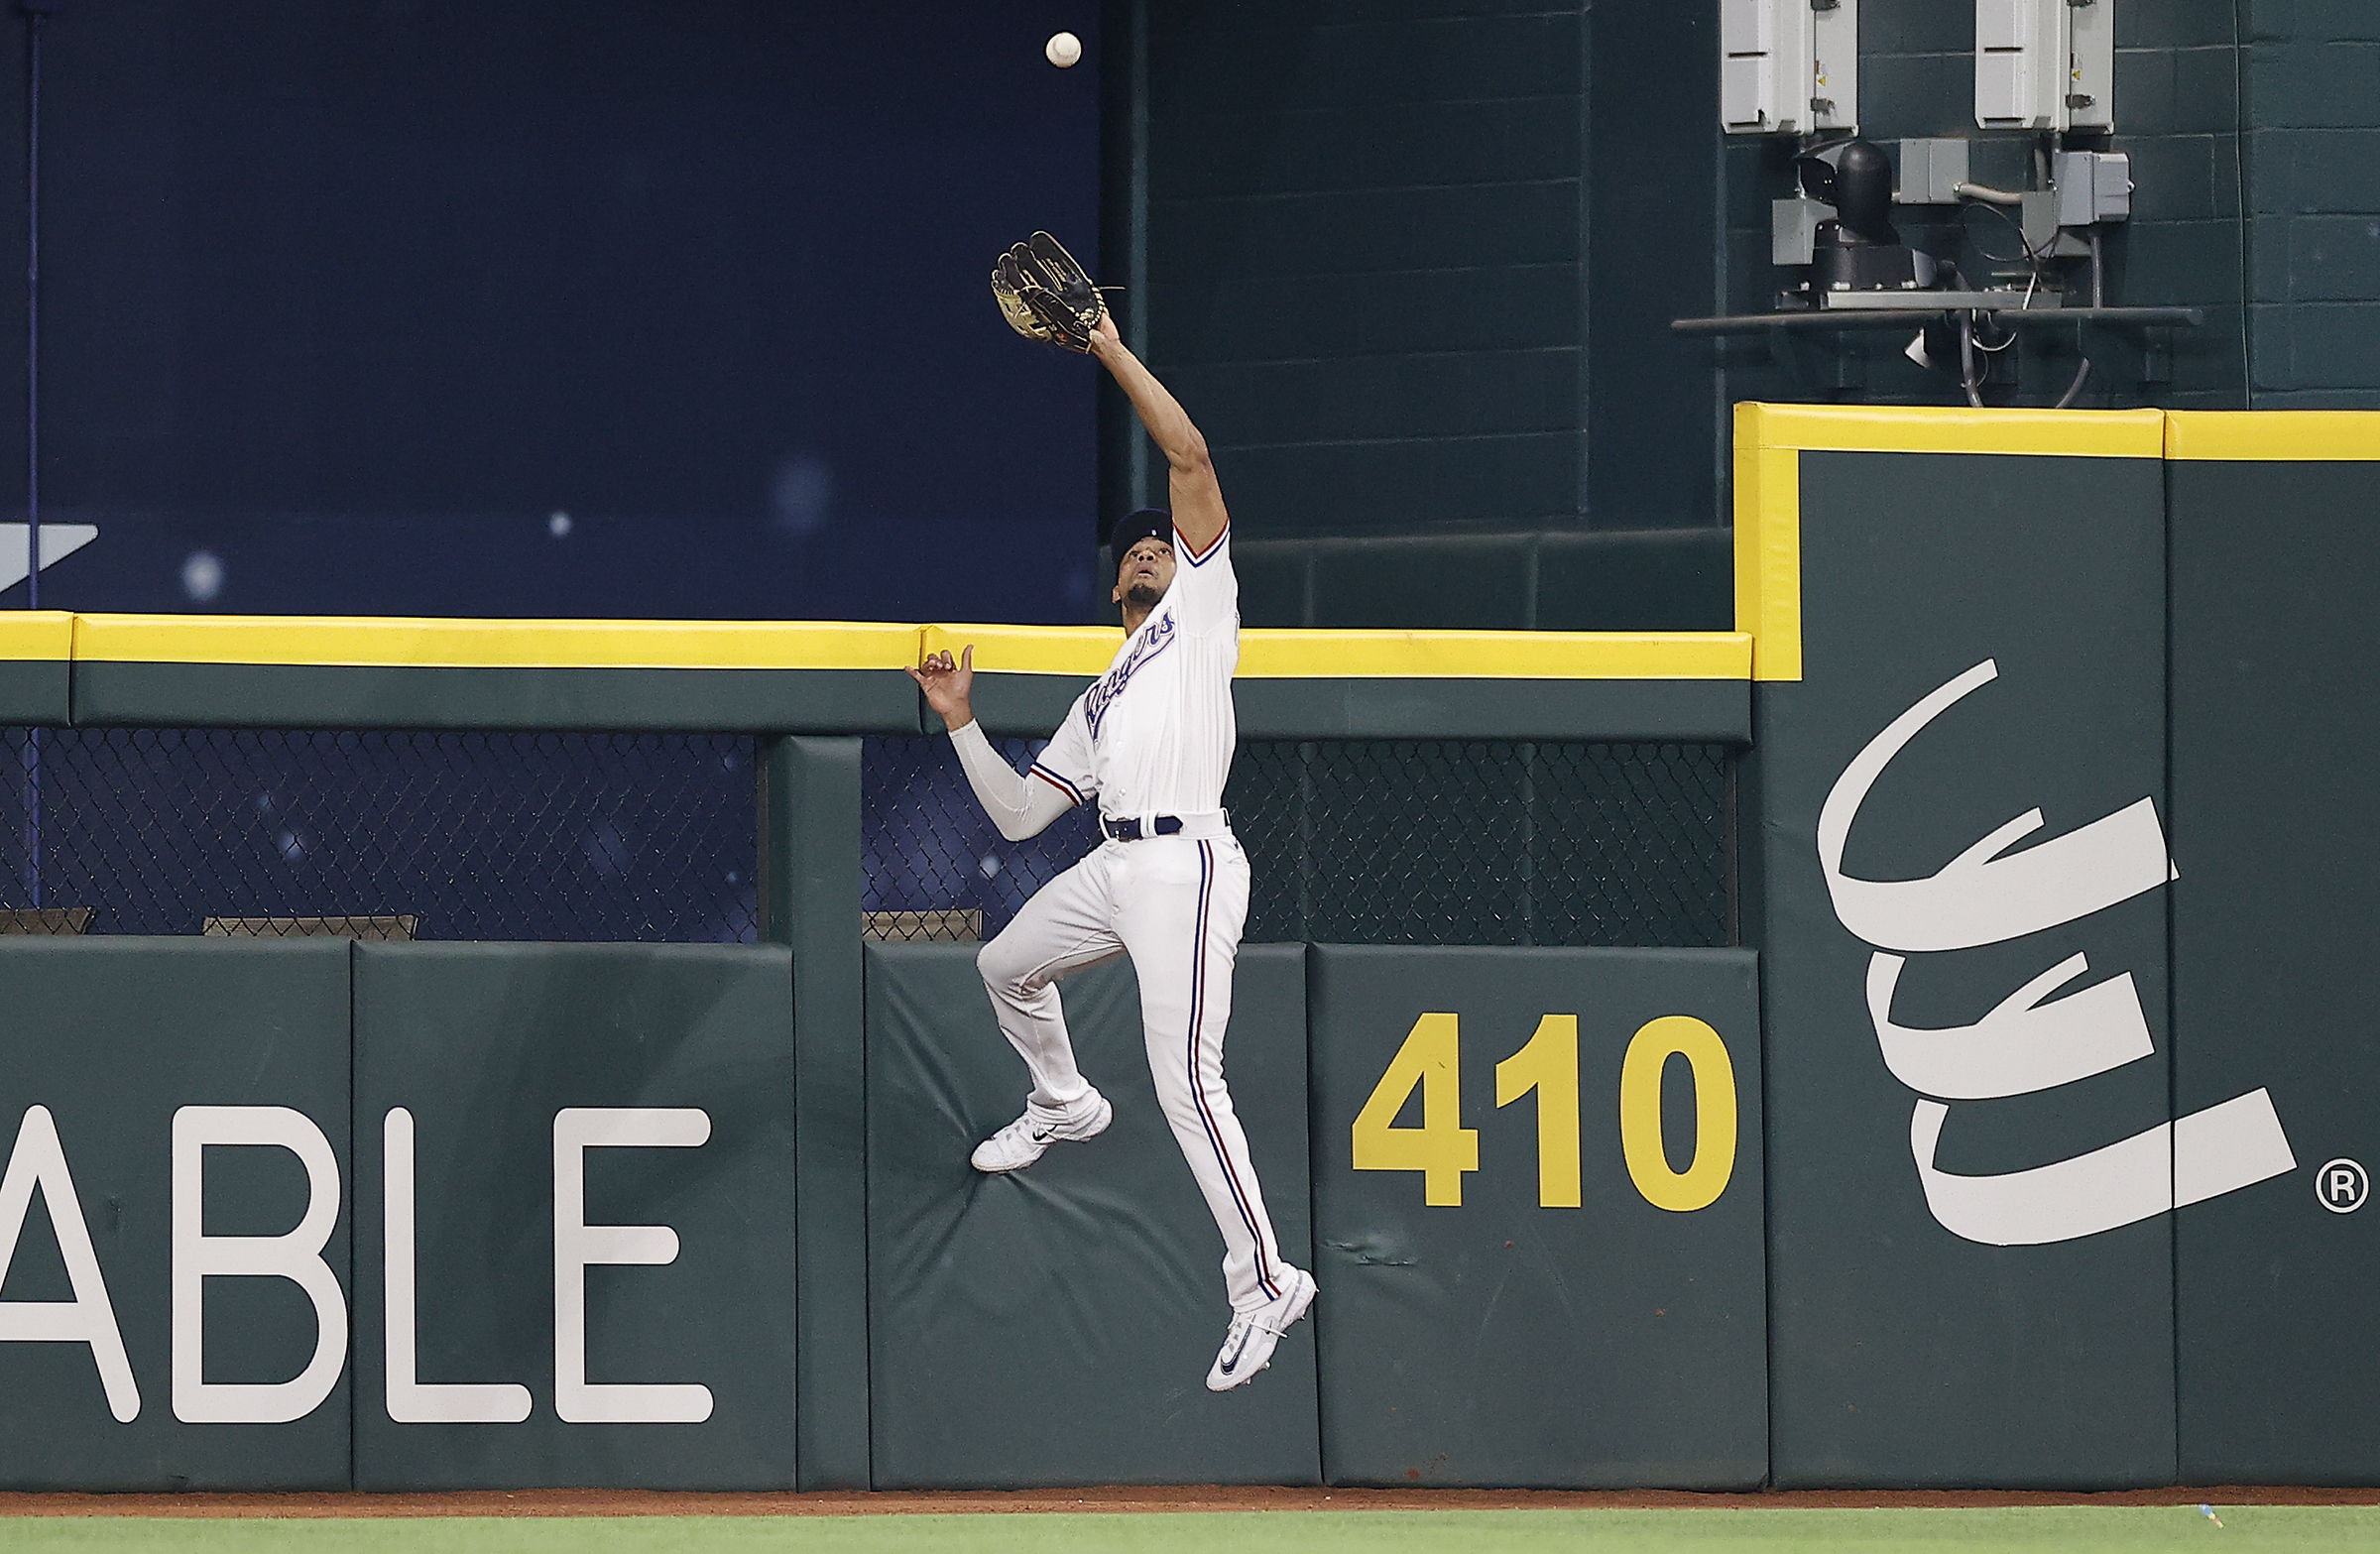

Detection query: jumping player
(906, 307), (1315, 1392)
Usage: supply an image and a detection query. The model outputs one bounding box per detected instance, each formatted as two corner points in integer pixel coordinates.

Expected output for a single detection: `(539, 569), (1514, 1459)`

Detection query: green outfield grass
(1, 1507), (2374, 1554)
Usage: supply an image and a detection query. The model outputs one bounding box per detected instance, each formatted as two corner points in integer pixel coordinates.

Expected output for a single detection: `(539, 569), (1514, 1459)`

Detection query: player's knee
(977, 936), (1030, 995)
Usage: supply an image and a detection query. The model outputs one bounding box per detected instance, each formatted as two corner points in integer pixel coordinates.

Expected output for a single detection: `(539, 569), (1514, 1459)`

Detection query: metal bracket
(1670, 304), (2203, 335)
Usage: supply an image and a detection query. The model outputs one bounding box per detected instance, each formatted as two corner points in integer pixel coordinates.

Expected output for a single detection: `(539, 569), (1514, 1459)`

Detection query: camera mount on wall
(1782, 139), (1939, 302)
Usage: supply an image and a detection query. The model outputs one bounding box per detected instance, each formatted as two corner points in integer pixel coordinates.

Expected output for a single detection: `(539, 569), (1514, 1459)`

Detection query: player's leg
(972, 846), (1126, 1170)
(1117, 835), (1308, 1329)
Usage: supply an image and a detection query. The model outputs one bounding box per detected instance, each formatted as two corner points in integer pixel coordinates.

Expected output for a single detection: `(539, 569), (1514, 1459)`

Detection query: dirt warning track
(2, 1486), (2377, 1518)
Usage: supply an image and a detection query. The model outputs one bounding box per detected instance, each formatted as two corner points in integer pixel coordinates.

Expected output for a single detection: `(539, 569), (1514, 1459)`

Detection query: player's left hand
(992, 232), (1106, 353)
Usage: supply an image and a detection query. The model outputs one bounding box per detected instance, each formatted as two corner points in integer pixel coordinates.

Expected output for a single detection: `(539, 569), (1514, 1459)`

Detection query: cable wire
(2054, 356), (2094, 410)
(1959, 312), (1984, 408)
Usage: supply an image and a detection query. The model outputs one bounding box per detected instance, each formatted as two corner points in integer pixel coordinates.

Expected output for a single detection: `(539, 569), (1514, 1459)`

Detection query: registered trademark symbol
(2317, 1158), (2369, 1214)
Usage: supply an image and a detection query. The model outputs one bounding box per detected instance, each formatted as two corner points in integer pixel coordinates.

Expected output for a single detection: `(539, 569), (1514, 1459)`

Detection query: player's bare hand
(907, 644), (977, 728)
(1089, 306), (1121, 354)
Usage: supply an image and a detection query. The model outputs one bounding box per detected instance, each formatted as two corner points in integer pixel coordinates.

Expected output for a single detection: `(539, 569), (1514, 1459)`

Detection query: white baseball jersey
(1026, 522), (1237, 821)
(955, 515), (1300, 1318)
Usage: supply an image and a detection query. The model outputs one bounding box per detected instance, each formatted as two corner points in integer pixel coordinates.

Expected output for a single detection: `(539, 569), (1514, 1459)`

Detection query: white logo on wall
(2317, 1158), (2368, 1214)
(0, 1103), (715, 1424)
(0, 524), (98, 594)
(1820, 657), (2297, 1246)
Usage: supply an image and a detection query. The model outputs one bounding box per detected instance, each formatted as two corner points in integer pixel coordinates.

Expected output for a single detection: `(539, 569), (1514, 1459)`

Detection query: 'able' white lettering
(0, 1102), (722, 1426)
(551, 1108), (714, 1424)
(383, 1108), (532, 1424)
(171, 1106), (347, 1424)
(0, 1106), (140, 1421)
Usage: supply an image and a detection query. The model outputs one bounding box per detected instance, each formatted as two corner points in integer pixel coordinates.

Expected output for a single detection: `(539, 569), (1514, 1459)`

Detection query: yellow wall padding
(0, 610), (73, 661)
(70, 614), (924, 670)
(1738, 403), (2167, 459)
(2165, 410), (2380, 461)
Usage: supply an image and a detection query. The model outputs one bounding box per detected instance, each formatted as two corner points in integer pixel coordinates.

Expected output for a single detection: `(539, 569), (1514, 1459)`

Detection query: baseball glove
(992, 231), (1106, 352)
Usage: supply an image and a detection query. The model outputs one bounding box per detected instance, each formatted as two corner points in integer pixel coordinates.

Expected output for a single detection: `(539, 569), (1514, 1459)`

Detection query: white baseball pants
(976, 829), (1294, 1314)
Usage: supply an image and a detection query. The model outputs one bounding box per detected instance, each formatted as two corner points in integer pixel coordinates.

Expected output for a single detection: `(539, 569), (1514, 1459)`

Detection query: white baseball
(1045, 31), (1082, 68)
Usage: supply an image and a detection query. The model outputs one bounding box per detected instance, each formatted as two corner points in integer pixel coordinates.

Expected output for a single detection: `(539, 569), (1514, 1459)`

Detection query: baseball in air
(1045, 31), (1082, 68)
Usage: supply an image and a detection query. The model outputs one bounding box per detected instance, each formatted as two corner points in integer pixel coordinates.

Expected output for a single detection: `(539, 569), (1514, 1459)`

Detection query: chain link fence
(0, 728), (759, 941)
(1227, 740), (1732, 947)
(863, 733), (1102, 943)
(859, 736), (1733, 948)
(0, 727), (1731, 949)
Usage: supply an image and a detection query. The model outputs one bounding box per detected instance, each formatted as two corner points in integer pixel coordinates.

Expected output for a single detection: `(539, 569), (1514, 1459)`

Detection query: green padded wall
(2170, 459), (2380, 1484)
(351, 941), (796, 1490)
(0, 938), (351, 1490)
(1756, 449), (2183, 1488)
(1308, 945), (1765, 1489)
(866, 942), (1319, 1488)
(0, 660), (68, 724)
(947, 672), (1751, 744)
(69, 663), (920, 734)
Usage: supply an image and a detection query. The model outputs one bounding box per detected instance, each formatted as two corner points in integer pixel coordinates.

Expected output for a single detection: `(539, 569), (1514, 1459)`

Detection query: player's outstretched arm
(1088, 313), (1229, 556)
(908, 647), (1078, 842)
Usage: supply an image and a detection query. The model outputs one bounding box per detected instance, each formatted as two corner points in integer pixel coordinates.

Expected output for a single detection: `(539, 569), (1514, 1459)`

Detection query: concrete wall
(1110, 0), (1721, 628)
(1122, 0), (1718, 548)
(2246, 0), (2380, 407)
(1137, 0), (1596, 542)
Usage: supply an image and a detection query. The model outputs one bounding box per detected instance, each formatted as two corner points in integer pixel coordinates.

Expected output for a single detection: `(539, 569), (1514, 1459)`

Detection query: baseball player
(908, 264), (1314, 1392)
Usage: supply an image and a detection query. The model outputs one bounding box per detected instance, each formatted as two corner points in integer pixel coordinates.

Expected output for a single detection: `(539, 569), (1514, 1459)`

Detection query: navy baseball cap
(1110, 509), (1174, 565)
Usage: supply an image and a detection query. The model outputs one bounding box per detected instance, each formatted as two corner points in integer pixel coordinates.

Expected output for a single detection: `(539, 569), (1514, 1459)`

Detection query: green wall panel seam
(348, 937), (360, 1494)
(762, 736), (871, 1491)
(2163, 454), (2183, 1481)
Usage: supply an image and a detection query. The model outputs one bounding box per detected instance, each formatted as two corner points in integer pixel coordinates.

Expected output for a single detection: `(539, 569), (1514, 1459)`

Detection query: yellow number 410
(1352, 1011), (1737, 1211)
(1350, 1013), (1479, 1206)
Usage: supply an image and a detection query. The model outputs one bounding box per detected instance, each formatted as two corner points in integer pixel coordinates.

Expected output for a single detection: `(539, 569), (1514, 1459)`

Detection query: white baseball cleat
(970, 1089), (1114, 1173)
(1205, 1266), (1317, 1391)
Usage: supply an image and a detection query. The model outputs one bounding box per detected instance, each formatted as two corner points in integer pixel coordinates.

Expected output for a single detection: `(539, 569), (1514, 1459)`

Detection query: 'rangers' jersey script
(1029, 523), (1236, 820)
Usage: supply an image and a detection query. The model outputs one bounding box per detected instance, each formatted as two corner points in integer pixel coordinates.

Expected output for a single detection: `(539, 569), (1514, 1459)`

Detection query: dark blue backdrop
(0, 0), (1100, 623)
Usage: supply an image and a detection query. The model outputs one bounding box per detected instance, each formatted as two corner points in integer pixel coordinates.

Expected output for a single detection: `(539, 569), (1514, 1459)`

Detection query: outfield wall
(0, 408), (2375, 1491)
